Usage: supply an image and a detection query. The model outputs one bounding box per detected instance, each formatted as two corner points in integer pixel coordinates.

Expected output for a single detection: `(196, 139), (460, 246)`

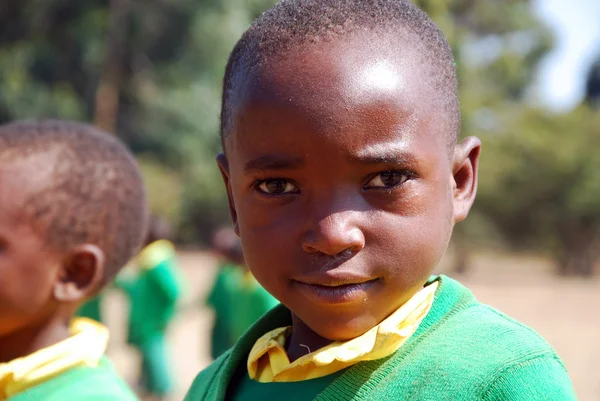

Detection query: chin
(305, 312), (381, 342)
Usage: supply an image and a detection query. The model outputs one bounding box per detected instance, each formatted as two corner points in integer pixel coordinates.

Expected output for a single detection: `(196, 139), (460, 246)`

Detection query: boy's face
(220, 35), (480, 340)
(0, 161), (62, 337)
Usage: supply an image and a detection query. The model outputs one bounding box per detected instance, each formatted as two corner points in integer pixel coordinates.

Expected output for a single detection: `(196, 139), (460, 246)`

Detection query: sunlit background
(1, 1), (599, 400)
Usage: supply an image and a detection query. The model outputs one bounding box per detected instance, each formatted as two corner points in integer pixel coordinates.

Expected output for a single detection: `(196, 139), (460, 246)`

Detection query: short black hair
(221, 0), (460, 147)
(0, 120), (148, 284)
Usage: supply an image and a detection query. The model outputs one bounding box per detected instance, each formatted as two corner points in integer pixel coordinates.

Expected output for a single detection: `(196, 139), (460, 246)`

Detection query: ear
(451, 136), (481, 223)
(216, 153), (239, 235)
(53, 244), (105, 303)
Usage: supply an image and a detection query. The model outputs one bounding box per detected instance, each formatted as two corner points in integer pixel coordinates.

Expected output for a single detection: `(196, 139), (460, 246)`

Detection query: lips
(292, 271), (380, 304)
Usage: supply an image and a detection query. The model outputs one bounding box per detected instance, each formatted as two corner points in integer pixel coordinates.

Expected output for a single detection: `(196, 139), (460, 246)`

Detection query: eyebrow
(348, 143), (419, 166)
(243, 154), (305, 173)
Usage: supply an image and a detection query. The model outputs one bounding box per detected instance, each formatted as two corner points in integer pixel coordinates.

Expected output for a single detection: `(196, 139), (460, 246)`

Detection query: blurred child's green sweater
(207, 264), (241, 358)
(207, 264), (279, 359)
(185, 275), (576, 401)
(7, 358), (137, 401)
(118, 240), (182, 346)
(76, 294), (103, 322)
(117, 240), (183, 396)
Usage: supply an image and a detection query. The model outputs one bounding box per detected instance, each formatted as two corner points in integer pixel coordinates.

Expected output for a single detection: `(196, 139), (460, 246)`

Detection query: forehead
(227, 33), (448, 159)
(0, 157), (55, 226)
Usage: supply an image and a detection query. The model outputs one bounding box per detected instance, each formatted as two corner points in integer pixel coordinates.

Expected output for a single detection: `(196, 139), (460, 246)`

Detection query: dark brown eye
(258, 179), (298, 194)
(366, 171), (409, 189)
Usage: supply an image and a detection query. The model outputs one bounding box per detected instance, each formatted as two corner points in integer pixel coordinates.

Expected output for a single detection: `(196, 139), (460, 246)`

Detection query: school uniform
(76, 294), (103, 323)
(0, 318), (137, 401)
(185, 275), (576, 401)
(207, 265), (279, 359)
(118, 240), (183, 397)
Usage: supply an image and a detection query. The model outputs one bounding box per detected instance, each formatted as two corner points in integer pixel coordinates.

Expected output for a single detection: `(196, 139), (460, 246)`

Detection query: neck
(286, 314), (334, 362)
(0, 314), (71, 363)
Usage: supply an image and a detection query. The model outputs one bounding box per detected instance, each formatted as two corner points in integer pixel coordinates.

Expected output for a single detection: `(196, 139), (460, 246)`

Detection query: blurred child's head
(145, 215), (172, 245)
(212, 227), (245, 266)
(216, 0), (481, 341)
(0, 120), (147, 338)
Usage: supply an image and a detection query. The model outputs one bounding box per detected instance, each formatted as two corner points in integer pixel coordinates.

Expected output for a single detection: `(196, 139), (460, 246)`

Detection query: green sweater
(8, 357), (138, 401)
(207, 264), (279, 359)
(118, 258), (182, 346)
(184, 275), (576, 401)
(76, 294), (103, 322)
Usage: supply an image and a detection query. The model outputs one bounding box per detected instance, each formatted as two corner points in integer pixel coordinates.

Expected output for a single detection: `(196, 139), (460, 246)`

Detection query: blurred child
(184, 1), (576, 400)
(76, 294), (103, 322)
(0, 120), (147, 400)
(207, 227), (278, 359)
(118, 216), (182, 401)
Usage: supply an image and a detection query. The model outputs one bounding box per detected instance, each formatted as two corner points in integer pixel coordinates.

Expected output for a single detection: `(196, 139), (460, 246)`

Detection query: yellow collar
(248, 281), (439, 382)
(136, 239), (175, 269)
(0, 318), (109, 400)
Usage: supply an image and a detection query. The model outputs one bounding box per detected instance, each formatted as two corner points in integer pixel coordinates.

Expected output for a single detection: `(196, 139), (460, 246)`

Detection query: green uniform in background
(117, 240), (183, 398)
(8, 357), (138, 401)
(207, 263), (279, 359)
(76, 294), (103, 323)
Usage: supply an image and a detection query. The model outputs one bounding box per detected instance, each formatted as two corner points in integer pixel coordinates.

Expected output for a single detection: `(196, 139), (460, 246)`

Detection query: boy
(207, 227), (278, 359)
(0, 120), (147, 400)
(118, 216), (182, 400)
(185, 0), (576, 400)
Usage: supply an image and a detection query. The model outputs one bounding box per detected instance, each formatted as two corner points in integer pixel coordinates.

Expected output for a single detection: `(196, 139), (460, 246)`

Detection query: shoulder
(414, 300), (576, 399)
(428, 276), (561, 361)
(15, 359), (138, 401)
(184, 351), (231, 401)
(379, 277), (576, 398)
(479, 352), (576, 401)
(457, 305), (575, 399)
(445, 303), (559, 360)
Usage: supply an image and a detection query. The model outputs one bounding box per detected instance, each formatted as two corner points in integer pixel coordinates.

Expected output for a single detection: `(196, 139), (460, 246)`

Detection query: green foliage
(0, 0), (277, 243)
(477, 106), (600, 274)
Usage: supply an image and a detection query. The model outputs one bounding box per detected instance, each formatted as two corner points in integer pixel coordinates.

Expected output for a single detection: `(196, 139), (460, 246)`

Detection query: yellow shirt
(248, 281), (439, 382)
(0, 318), (108, 400)
(136, 239), (176, 269)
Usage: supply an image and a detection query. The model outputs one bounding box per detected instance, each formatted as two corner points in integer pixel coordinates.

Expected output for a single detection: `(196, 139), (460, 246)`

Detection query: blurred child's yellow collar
(0, 318), (108, 400)
(137, 239), (175, 269)
(248, 281), (438, 382)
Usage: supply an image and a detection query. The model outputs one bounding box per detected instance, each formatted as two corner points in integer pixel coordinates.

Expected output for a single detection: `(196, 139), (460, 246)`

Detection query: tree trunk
(94, 0), (130, 133)
(451, 230), (471, 275)
(556, 241), (596, 277)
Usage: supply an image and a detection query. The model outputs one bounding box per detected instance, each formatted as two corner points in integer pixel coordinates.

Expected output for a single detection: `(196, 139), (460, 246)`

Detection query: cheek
(236, 199), (305, 295)
(0, 252), (57, 318)
(370, 185), (453, 276)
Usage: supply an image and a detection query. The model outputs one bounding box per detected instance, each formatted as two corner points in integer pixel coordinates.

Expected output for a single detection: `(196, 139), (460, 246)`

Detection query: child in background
(118, 216), (182, 401)
(0, 120), (147, 400)
(184, 1), (576, 400)
(76, 294), (103, 323)
(207, 227), (278, 359)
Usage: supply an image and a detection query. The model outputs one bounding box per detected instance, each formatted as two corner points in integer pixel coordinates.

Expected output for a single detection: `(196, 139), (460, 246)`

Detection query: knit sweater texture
(184, 275), (576, 401)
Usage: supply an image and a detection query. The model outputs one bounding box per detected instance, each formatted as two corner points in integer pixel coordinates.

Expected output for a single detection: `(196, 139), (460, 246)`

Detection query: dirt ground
(102, 251), (600, 401)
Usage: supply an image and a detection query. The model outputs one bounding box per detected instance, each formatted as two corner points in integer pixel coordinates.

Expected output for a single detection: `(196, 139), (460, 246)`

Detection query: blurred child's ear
(216, 153), (239, 235)
(451, 136), (481, 223)
(53, 244), (105, 303)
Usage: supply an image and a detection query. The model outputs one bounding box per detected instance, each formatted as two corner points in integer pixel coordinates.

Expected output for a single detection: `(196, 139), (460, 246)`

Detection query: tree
(477, 106), (600, 275)
(0, 0), (277, 243)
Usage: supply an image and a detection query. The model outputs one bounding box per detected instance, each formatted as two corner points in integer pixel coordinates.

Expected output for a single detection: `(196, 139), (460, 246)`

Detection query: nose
(301, 212), (365, 257)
